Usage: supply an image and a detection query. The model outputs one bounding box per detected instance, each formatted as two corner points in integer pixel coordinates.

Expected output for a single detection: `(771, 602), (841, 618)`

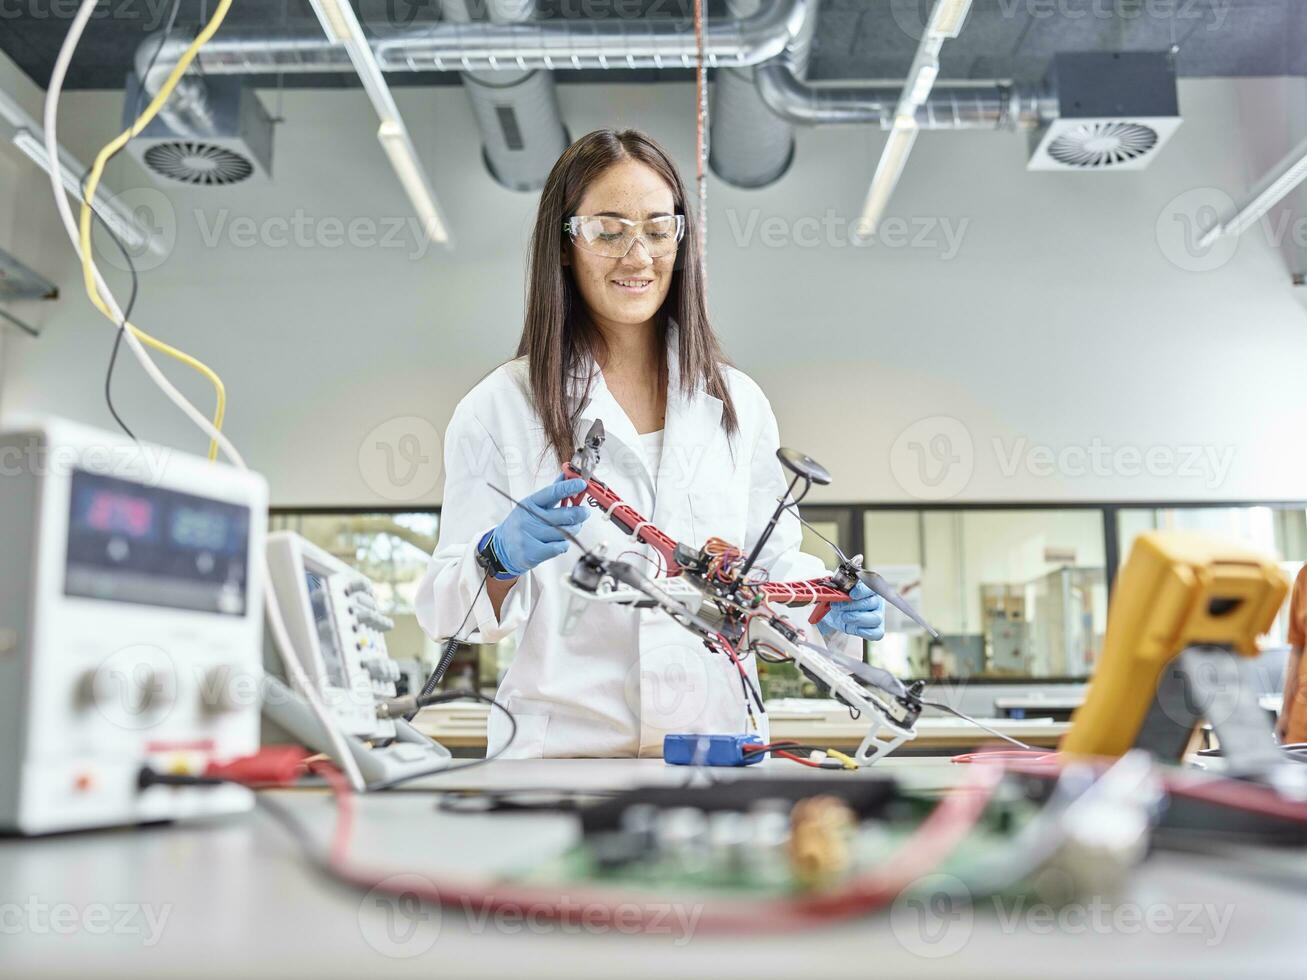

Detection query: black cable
(79, 0), (183, 443)
(436, 788), (618, 814)
(140, 767), (342, 881)
(368, 689), (518, 792)
(407, 571), (488, 721)
(81, 165), (139, 442)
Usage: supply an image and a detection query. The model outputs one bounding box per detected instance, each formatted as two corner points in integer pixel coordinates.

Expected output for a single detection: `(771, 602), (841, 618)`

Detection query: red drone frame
(560, 420), (938, 636)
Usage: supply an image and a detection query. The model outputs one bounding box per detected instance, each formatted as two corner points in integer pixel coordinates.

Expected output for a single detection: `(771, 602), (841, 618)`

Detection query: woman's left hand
(817, 581), (886, 641)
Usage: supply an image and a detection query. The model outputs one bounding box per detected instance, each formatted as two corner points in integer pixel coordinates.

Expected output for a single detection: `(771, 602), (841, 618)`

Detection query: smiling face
(564, 157), (679, 337)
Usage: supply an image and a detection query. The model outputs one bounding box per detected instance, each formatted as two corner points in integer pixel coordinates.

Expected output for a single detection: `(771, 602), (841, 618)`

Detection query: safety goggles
(563, 214), (685, 258)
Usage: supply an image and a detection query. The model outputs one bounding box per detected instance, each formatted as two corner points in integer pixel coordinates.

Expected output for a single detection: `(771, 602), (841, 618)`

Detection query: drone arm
(560, 463), (684, 576)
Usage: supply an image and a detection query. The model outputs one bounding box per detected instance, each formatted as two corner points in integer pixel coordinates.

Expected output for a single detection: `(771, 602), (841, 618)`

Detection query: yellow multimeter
(1062, 530), (1289, 761)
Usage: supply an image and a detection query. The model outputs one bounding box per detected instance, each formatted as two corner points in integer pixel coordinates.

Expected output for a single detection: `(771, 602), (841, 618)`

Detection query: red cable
(308, 759), (355, 867)
(951, 749), (1060, 765)
(278, 755), (1307, 940)
(693, 0), (707, 287)
(996, 754), (1307, 824)
(307, 758), (1003, 935)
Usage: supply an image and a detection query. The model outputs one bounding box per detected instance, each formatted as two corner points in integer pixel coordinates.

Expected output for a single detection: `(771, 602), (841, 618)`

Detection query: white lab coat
(415, 325), (857, 758)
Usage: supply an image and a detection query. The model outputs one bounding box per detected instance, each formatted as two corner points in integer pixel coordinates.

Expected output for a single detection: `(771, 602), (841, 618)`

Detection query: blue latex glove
(487, 475), (590, 578)
(817, 581), (886, 641)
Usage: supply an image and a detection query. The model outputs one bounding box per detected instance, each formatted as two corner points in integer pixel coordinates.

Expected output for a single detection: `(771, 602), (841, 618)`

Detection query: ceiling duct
(136, 0), (809, 83)
(709, 0), (815, 189)
(1028, 52), (1181, 172)
(122, 71), (272, 186)
(131, 0), (809, 195)
(753, 62), (1048, 131)
(439, 0), (567, 192)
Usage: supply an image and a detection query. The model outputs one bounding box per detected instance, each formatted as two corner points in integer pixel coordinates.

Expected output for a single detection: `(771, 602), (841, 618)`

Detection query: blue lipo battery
(663, 733), (765, 767)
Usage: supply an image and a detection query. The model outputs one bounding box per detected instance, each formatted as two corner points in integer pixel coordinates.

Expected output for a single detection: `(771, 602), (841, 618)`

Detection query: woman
(416, 129), (883, 759)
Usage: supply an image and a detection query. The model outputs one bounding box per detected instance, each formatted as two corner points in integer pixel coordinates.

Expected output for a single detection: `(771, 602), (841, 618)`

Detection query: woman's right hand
(489, 475), (590, 577)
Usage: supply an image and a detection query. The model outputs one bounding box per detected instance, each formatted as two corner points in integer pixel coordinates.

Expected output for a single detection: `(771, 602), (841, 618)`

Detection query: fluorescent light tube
(377, 120), (449, 245)
(906, 58), (939, 106)
(309, 0), (450, 245)
(1199, 138), (1307, 248)
(930, 0), (973, 38)
(855, 115), (920, 239)
(309, 0), (355, 44)
(12, 129), (151, 253)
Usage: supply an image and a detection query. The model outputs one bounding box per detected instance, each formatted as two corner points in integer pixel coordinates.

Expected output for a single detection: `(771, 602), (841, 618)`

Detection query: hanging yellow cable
(77, 0), (233, 459)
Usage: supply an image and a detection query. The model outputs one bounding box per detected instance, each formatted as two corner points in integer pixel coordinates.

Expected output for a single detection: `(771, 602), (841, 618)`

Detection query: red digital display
(84, 491), (154, 538)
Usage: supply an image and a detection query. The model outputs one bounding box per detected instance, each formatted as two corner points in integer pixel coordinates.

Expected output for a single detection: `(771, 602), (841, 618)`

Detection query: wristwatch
(476, 529), (517, 580)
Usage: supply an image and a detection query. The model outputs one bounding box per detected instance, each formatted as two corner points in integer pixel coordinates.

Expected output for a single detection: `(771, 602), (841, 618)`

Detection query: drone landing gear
(854, 727), (915, 766)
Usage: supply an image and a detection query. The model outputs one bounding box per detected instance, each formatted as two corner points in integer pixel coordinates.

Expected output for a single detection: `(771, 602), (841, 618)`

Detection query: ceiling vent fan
(122, 74), (272, 187)
(1029, 52), (1181, 172)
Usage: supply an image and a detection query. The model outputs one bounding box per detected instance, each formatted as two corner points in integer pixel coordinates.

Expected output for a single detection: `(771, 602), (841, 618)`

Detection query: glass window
(864, 509), (1107, 682)
(755, 506), (855, 700)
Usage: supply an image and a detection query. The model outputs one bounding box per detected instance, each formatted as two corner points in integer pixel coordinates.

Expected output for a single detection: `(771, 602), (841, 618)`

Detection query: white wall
(2, 65), (1306, 507)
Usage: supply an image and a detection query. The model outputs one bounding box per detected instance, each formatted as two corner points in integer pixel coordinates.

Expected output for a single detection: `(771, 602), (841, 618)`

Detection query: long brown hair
(517, 128), (738, 466)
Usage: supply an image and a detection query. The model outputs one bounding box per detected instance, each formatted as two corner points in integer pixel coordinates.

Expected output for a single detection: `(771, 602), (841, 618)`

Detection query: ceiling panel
(0, 0), (1299, 93)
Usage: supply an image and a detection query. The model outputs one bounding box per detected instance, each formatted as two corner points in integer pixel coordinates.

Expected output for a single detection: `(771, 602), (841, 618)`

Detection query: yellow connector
(826, 749), (860, 770)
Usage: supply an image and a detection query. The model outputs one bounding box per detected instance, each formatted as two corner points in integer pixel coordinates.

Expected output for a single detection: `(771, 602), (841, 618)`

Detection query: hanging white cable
(43, 0), (367, 793)
(40, 10), (245, 469)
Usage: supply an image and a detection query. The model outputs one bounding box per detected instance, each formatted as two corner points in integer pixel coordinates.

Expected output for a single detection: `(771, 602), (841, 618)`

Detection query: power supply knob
(201, 665), (244, 714)
(78, 657), (175, 726)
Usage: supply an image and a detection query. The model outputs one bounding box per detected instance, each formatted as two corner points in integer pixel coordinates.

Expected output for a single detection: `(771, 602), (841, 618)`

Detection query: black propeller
(784, 503), (941, 640)
(792, 635), (907, 699)
(853, 567), (941, 641)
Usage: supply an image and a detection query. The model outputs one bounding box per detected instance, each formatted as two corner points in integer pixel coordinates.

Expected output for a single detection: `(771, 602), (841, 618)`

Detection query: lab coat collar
(572, 320), (723, 492)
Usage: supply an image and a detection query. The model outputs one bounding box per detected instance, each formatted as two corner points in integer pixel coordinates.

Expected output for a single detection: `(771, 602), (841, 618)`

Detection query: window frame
(270, 499), (1307, 687)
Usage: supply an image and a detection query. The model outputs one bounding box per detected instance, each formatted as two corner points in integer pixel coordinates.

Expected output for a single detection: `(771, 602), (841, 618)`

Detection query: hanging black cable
(81, 0), (183, 442)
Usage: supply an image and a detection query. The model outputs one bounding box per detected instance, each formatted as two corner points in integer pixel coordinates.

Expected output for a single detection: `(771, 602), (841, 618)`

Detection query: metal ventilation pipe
(136, 0), (809, 90)
(753, 61), (1053, 130)
(135, 0), (809, 144)
(372, 0), (811, 71)
(440, 0), (567, 191)
(709, 0), (815, 188)
(134, 32), (229, 135)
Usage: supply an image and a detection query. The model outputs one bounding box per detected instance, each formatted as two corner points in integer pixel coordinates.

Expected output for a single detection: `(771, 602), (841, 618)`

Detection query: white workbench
(1, 758), (1302, 979)
(413, 700), (1069, 751)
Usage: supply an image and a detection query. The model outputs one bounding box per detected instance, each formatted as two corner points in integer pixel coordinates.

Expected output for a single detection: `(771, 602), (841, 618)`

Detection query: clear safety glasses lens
(565, 215), (685, 258)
